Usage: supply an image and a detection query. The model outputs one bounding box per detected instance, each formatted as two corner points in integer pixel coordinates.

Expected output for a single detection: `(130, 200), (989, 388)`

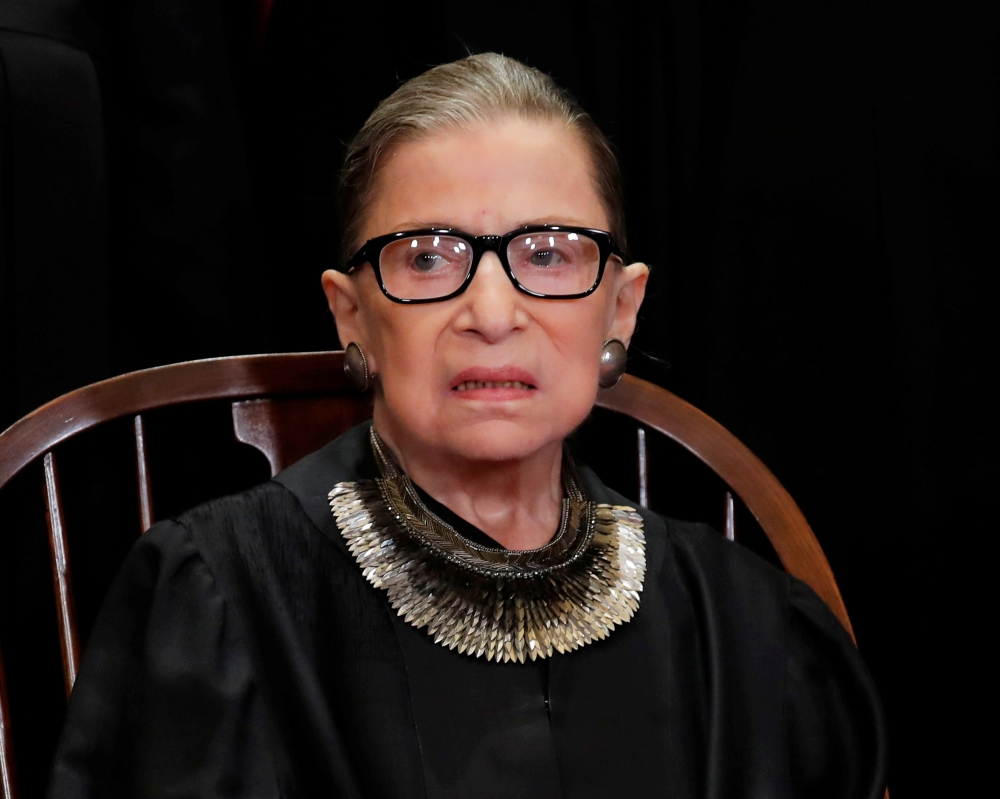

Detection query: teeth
(454, 380), (533, 391)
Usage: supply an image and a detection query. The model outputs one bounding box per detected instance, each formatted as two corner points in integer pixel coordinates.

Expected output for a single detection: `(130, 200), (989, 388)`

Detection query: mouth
(449, 367), (538, 398)
(454, 379), (534, 392)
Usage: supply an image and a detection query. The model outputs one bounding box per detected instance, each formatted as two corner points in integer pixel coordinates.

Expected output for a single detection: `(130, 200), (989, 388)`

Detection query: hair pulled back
(338, 53), (627, 265)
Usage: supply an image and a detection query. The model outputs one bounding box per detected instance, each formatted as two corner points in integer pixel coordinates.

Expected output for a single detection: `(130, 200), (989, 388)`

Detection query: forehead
(363, 118), (609, 239)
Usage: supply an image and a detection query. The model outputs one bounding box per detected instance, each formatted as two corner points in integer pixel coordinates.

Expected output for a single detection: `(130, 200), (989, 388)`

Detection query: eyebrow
(395, 220), (446, 230)
(392, 217), (596, 232)
(515, 217), (594, 228)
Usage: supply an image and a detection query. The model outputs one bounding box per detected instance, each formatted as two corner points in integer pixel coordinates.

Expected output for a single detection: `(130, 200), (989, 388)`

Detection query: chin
(439, 419), (569, 463)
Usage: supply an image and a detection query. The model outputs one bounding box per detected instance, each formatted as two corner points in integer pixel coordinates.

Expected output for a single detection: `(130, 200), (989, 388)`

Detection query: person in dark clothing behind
(49, 54), (887, 798)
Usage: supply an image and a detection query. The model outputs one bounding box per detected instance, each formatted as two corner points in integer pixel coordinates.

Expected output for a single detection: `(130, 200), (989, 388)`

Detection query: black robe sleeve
(786, 579), (887, 799)
(47, 519), (279, 799)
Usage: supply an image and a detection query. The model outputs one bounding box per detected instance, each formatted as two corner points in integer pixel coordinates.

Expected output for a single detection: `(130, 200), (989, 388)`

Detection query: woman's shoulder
(142, 421), (374, 566)
(573, 460), (791, 596)
(168, 479), (305, 531)
(655, 509), (792, 596)
(140, 480), (315, 560)
(123, 481), (331, 624)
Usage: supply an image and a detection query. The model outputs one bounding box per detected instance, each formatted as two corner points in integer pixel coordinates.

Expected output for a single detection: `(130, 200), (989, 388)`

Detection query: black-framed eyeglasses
(344, 224), (623, 303)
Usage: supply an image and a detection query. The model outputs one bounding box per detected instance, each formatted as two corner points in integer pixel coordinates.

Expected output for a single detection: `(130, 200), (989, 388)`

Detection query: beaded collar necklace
(328, 428), (645, 663)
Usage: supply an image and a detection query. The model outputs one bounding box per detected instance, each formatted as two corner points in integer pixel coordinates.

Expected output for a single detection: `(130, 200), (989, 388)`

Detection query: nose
(458, 251), (524, 343)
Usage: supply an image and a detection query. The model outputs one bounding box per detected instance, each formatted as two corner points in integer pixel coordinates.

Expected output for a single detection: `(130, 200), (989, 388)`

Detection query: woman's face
(323, 118), (648, 464)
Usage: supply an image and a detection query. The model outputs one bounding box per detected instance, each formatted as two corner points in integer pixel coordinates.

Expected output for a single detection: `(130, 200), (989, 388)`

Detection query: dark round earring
(343, 342), (372, 392)
(598, 339), (628, 388)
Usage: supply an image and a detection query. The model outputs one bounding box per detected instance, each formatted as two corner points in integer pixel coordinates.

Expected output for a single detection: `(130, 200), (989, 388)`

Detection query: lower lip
(450, 386), (537, 401)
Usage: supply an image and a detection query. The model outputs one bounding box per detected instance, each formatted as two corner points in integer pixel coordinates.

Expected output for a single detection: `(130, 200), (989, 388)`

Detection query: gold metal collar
(328, 428), (645, 663)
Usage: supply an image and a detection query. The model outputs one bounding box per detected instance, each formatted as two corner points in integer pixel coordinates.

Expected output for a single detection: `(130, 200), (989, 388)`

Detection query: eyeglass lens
(378, 232), (602, 300)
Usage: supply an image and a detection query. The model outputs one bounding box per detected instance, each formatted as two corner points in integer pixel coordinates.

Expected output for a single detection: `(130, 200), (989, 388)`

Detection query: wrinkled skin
(322, 118), (648, 549)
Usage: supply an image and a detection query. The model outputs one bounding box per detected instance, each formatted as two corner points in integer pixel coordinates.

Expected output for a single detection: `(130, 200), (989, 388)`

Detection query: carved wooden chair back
(0, 351), (853, 799)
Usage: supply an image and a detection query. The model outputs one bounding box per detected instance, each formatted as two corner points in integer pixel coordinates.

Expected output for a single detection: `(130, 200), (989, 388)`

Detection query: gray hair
(338, 53), (627, 265)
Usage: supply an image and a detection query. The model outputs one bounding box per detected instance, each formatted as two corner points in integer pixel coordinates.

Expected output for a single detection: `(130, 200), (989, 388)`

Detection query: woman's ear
(606, 262), (650, 347)
(322, 269), (364, 351)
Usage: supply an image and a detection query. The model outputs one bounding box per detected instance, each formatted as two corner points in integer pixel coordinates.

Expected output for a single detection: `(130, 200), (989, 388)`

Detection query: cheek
(375, 324), (428, 376)
(355, 275), (438, 385)
(542, 289), (614, 364)
(357, 286), (615, 459)
(366, 306), (448, 402)
(534, 302), (608, 412)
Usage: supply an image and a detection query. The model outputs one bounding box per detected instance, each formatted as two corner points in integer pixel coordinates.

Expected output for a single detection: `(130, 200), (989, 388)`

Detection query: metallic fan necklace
(328, 428), (645, 663)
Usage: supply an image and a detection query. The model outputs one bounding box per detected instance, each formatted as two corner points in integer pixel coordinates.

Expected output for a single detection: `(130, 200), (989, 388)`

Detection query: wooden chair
(0, 350), (853, 799)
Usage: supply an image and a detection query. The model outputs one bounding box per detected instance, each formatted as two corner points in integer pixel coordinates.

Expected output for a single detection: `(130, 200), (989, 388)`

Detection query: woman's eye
(412, 252), (447, 272)
(528, 250), (565, 267)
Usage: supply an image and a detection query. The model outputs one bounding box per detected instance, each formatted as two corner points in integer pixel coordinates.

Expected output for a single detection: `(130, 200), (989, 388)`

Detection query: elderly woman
(50, 55), (886, 798)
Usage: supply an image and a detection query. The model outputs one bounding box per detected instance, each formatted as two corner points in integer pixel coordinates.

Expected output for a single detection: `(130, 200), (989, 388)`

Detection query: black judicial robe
(48, 423), (887, 798)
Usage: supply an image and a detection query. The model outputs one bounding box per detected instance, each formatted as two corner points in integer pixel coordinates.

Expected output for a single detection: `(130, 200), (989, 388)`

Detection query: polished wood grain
(0, 640), (16, 799)
(232, 395), (373, 477)
(43, 453), (80, 696)
(0, 352), (347, 489)
(597, 374), (853, 638)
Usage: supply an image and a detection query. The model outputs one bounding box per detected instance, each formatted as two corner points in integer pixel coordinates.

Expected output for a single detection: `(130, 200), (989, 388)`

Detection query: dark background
(1, 0), (997, 795)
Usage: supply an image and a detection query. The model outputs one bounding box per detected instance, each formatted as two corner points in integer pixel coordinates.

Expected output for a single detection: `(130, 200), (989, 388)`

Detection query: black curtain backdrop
(1, 0), (997, 795)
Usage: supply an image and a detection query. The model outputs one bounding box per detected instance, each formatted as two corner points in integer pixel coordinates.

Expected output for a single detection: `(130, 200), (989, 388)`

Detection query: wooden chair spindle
(134, 415), (154, 532)
(43, 452), (81, 697)
(0, 642), (17, 799)
(724, 491), (736, 541)
(232, 395), (374, 477)
(636, 426), (649, 508)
